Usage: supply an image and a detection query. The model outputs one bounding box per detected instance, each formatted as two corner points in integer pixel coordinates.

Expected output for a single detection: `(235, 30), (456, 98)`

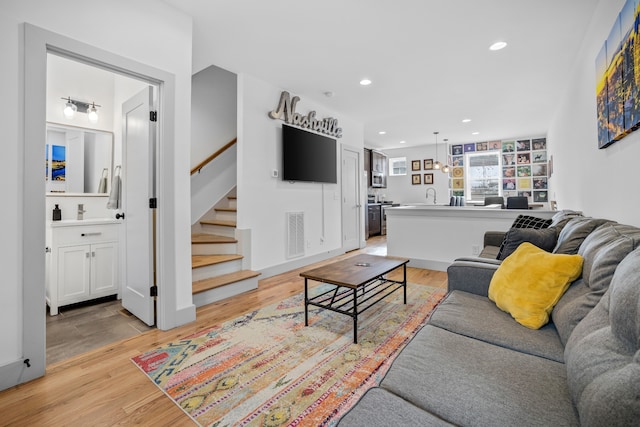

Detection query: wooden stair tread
(200, 219), (237, 228)
(191, 233), (237, 244)
(214, 207), (237, 212)
(192, 270), (261, 294)
(192, 254), (243, 268)
(228, 196), (237, 200)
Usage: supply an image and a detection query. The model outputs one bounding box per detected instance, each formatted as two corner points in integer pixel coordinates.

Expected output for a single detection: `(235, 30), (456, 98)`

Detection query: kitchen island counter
(385, 204), (555, 271)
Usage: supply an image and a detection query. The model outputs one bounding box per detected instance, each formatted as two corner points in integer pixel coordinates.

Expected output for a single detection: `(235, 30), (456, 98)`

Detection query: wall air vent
(286, 212), (305, 259)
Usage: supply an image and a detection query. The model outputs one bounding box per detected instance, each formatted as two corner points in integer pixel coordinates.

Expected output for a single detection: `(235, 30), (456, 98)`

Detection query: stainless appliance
(371, 172), (385, 188)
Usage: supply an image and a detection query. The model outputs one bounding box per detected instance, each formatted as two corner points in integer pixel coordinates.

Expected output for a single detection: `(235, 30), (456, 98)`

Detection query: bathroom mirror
(45, 123), (114, 194)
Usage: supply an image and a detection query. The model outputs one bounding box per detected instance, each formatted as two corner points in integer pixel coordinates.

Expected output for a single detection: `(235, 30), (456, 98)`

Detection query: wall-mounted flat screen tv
(282, 124), (337, 183)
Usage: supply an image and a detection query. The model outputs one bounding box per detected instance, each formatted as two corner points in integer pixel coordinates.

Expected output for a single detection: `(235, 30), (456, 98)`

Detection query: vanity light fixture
(87, 102), (99, 123)
(63, 97), (77, 118)
(61, 97), (101, 123)
(433, 131), (441, 170)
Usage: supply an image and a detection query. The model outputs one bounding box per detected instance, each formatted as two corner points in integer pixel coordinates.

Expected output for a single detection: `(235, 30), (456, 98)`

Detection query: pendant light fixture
(433, 131), (441, 170)
(441, 138), (450, 174)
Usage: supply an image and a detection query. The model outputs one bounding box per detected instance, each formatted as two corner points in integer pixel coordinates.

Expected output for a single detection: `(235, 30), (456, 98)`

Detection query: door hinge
(149, 197), (157, 209)
(150, 111), (157, 122)
(150, 286), (158, 297)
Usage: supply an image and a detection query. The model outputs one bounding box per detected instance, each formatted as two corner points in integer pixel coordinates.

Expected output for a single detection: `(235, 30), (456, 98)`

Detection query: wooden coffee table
(300, 254), (410, 343)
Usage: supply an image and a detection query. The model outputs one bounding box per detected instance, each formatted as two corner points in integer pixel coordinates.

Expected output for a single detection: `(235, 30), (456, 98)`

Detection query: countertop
(49, 218), (120, 227)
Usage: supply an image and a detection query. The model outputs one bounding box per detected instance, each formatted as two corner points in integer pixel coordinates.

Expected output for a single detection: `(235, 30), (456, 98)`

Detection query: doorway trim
(341, 145), (363, 252)
(21, 23), (189, 385)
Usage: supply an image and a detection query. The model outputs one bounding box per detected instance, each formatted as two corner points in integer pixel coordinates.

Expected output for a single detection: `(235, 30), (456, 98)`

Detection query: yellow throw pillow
(488, 242), (583, 329)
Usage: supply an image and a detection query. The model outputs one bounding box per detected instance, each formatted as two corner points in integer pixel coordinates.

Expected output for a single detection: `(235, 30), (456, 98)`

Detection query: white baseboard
(406, 258), (451, 272)
(0, 358), (43, 392)
(258, 248), (345, 280)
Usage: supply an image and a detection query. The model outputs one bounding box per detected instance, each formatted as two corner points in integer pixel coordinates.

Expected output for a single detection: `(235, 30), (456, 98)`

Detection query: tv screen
(282, 124), (337, 183)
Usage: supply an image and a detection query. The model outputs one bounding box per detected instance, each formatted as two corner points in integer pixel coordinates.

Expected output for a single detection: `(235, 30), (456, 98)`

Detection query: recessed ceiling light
(489, 41), (507, 51)
(379, 131), (386, 135)
(472, 131), (480, 135)
(399, 140), (406, 144)
(462, 118), (472, 123)
(360, 79), (372, 86)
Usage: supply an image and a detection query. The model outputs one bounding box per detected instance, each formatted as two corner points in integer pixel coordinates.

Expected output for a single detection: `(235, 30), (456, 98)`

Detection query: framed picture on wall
(423, 159), (433, 170)
(411, 160), (421, 171)
(424, 173), (433, 184)
(412, 174), (421, 185)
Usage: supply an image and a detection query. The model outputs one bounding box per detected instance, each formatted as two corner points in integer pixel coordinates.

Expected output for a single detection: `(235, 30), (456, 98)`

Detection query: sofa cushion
(337, 387), (455, 427)
(380, 325), (579, 426)
(553, 223), (640, 344)
(429, 290), (565, 362)
(565, 249), (640, 425)
(489, 242), (583, 329)
(549, 210), (583, 229)
(498, 226), (558, 260)
(553, 217), (613, 255)
(496, 214), (553, 259)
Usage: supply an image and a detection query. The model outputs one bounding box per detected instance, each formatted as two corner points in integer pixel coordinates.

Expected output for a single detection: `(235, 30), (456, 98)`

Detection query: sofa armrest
(484, 231), (506, 248)
(453, 256), (502, 265)
(447, 260), (500, 297)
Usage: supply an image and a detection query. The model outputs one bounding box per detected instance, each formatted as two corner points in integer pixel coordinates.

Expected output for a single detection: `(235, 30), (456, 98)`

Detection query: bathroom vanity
(46, 219), (120, 315)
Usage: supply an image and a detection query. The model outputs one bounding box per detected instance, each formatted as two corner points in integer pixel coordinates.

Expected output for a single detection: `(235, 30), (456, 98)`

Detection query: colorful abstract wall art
(596, 0), (640, 148)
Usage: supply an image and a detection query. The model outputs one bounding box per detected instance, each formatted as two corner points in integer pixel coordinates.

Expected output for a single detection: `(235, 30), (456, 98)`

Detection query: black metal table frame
(303, 264), (407, 344)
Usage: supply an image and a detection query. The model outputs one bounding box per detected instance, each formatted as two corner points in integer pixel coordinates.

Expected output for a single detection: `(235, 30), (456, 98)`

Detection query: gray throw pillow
(498, 227), (558, 260)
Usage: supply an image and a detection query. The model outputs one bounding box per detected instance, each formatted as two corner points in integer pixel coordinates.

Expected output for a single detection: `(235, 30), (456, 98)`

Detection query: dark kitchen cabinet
(367, 204), (381, 237)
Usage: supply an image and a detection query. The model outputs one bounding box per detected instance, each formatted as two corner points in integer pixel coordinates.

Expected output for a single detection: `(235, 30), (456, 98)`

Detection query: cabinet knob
(116, 212), (125, 220)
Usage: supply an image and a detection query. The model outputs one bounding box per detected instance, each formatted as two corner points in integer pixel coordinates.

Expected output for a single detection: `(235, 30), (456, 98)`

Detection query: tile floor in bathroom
(46, 296), (154, 365)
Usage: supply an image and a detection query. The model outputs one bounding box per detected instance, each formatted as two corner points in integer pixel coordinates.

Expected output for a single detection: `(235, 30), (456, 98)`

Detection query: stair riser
(227, 199), (237, 209)
(200, 223), (236, 238)
(214, 211), (237, 222)
(191, 242), (237, 255)
(192, 276), (258, 308)
(192, 259), (243, 281)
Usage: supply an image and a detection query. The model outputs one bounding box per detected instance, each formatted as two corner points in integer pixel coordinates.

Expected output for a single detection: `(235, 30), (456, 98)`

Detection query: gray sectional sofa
(338, 213), (640, 426)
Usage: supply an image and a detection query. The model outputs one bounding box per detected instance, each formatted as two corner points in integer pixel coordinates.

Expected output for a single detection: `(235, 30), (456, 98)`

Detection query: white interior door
(342, 147), (361, 251)
(121, 86), (155, 326)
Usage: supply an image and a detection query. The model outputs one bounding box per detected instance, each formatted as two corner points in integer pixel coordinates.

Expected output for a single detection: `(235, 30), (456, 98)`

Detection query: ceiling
(164, 0), (601, 150)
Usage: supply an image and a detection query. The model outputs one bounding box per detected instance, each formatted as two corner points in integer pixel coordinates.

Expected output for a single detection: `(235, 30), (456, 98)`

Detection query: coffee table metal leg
(304, 278), (309, 326)
(403, 263), (407, 304)
(353, 287), (358, 344)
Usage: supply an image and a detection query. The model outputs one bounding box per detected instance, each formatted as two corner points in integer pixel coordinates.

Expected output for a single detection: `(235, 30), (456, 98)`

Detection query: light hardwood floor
(0, 236), (447, 426)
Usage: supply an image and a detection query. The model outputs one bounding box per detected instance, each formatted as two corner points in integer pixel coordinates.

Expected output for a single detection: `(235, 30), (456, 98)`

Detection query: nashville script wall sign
(269, 91), (343, 138)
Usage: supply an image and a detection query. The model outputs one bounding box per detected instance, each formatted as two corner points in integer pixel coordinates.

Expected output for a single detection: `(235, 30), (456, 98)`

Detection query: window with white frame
(465, 152), (502, 202)
(388, 157), (407, 176)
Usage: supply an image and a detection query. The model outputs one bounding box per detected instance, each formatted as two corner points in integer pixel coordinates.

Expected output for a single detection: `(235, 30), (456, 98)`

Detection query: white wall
(191, 64), (237, 168)
(0, 0), (193, 378)
(549, 0), (640, 227)
(237, 74), (364, 272)
(380, 144), (449, 205)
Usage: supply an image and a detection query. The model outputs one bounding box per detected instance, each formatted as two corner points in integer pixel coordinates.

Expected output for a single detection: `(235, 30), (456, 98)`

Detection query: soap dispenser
(52, 204), (62, 221)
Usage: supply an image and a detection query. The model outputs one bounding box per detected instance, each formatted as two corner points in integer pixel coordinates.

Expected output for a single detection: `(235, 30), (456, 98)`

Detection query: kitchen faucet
(426, 188), (437, 205)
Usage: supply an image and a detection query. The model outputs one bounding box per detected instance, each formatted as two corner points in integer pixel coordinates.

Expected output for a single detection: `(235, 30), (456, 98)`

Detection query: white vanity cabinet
(46, 220), (120, 315)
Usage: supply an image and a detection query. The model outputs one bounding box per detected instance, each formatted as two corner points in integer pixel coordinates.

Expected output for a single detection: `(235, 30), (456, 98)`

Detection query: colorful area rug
(132, 283), (445, 426)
